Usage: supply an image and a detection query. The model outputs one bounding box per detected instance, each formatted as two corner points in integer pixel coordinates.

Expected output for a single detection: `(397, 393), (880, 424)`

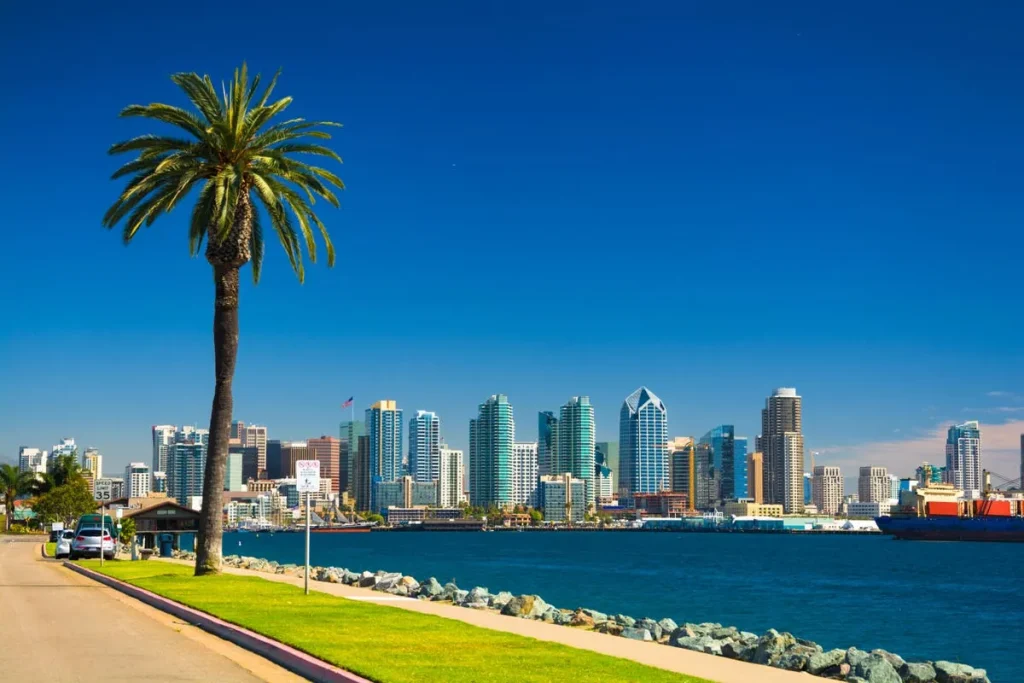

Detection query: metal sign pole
(100, 501), (105, 567)
(304, 490), (311, 595)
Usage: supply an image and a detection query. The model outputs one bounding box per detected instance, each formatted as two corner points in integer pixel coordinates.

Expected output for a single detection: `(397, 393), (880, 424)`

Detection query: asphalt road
(0, 536), (302, 682)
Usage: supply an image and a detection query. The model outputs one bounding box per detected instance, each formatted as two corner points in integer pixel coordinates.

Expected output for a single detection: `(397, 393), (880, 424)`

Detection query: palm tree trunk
(194, 265), (240, 575)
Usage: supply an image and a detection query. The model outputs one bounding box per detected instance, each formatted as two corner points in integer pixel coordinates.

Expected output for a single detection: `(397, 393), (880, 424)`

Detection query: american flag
(341, 397), (354, 409)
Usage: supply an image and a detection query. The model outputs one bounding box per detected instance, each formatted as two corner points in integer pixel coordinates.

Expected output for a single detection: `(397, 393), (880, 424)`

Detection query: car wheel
(104, 553), (114, 561)
(69, 553), (78, 561)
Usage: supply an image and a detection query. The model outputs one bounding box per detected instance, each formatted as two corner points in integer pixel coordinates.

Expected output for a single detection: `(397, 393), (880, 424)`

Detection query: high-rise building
(266, 439), (285, 479)
(668, 437), (694, 498)
(167, 442), (205, 505)
(692, 440), (714, 510)
(354, 435), (371, 512)
(124, 462), (151, 498)
(307, 436), (341, 494)
(1020, 434), (1023, 493)
(280, 441), (313, 479)
(758, 387), (804, 513)
(558, 396), (596, 508)
(469, 394), (514, 509)
(367, 400), (403, 511)
(408, 411), (441, 484)
(225, 452), (244, 492)
(82, 448), (103, 481)
(946, 421), (982, 496)
(888, 474), (900, 501)
(339, 420), (365, 495)
(747, 451), (764, 503)
(537, 411), (559, 477)
(858, 466), (889, 503)
(230, 420), (245, 441)
(18, 447), (45, 474)
(438, 445), (465, 508)
(619, 387), (668, 503)
(372, 475), (437, 514)
(595, 442), (619, 492)
(152, 471), (167, 494)
(49, 438), (77, 470)
(511, 442), (539, 507)
(594, 443), (614, 503)
(915, 462), (946, 486)
(813, 465), (843, 515)
(539, 473), (586, 523)
(804, 472), (813, 505)
(699, 425), (745, 506)
(242, 424), (268, 476)
(228, 444), (259, 484)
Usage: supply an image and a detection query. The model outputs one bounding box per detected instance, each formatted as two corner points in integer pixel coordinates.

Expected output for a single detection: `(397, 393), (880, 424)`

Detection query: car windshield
(78, 529), (102, 537)
(62, 531), (75, 539)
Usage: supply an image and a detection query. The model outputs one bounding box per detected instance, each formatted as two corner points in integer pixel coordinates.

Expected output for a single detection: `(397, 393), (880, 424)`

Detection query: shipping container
(926, 501), (960, 517)
(973, 500), (1012, 517)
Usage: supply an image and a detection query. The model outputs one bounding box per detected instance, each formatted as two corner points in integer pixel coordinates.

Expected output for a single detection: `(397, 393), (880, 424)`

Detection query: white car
(54, 529), (75, 559)
(70, 527), (115, 561)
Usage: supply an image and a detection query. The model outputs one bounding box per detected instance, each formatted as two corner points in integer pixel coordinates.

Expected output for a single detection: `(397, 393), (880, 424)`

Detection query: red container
(973, 500), (1012, 517)
(927, 501), (960, 517)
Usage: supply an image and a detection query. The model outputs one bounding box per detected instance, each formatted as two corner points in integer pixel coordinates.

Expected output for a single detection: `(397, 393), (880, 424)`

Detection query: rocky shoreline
(172, 550), (990, 683)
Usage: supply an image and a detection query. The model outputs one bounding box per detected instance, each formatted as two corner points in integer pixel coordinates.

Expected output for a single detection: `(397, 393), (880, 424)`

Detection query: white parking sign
(296, 460), (320, 493)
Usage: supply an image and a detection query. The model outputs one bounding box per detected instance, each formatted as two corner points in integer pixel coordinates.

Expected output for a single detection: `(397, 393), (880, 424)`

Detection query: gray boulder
(671, 635), (715, 653)
(581, 608), (608, 624)
(703, 640), (723, 656)
(501, 595), (548, 619)
(657, 618), (678, 635)
(808, 649), (847, 676)
(357, 571), (378, 588)
(899, 661), (937, 683)
(467, 586), (490, 603)
(721, 640), (750, 660)
(775, 645), (818, 672)
(452, 589), (469, 605)
(553, 610), (575, 626)
(596, 621), (623, 636)
(935, 661), (989, 683)
(853, 653), (902, 683)
(637, 618), (662, 641)
(419, 577), (444, 598)
(440, 582), (460, 600)
(712, 626), (739, 640)
(615, 614), (636, 628)
(848, 648), (872, 668)
(752, 630), (796, 666)
(872, 649), (906, 672)
(489, 591), (514, 610)
(621, 627), (653, 641)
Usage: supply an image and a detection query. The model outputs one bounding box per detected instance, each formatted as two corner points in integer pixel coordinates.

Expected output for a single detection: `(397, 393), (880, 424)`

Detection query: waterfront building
(18, 447), (46, 474)
(757, 387), (805, 513)
(511, 442), (539, 507)
(668, 437), (694, 498)
(888, 474), (900, 501)
(858, 466), (889, 504)
(846, 500), (892, 518)
(152, 471), (167, 493)
(408, 411), (441, 484)
(618, 386), (668, 503)
(1020, 434), (1023, 492)
(746, 451), (764, 503)
(339, 420), (365, 495)
(372, 475), (437, 514)
(945, 421), (982, 497)
(225, 452), (244, 492)
(595, 441), (619, 491)
(558, 396), (596, 508)
(723, 500), (783, 518)
(367, 400), (404, 511)
(167, 442), (205, 505)
(469, 394), (515, 510)
(633, 491), (689, 517)
(803, 472), (812, 505)
(539, 473), (585, 523)
(537, 411), (559, 477)
(438, 445), (465, 507)
(242, 424), (268, 475)
(124, 462), (151, 498)
(899, 478), (918, 494)
(266, 439), (284, 479)
(280, 441), (313, 479)
(699, 426), (745, 506)
(228, 444), (260, 484)
(230, 420), (245, 441)
(307, 436), (341, 494)
(596, 468), (613, 501)
(812, 465), (843, 516)
(692, 440), (714, 509)
(82, 448), (103, 481)
(354, 435), (371, 512)
(50, 438), (77, 469)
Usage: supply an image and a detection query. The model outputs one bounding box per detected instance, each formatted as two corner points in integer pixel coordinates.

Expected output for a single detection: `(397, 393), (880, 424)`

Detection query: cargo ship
(876, 475), (1024, 543)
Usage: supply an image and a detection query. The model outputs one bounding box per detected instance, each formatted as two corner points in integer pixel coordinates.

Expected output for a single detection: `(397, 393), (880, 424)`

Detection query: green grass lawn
(45, 542), (56, 556)
(79, 561), (710, 683)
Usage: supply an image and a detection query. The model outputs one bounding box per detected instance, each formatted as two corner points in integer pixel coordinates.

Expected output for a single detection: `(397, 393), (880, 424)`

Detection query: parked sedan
(54, 530), (75, 559)
(69, 528), (115, 561)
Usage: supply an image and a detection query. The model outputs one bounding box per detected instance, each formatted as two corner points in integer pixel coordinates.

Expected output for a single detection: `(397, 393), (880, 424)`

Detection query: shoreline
(171, 549), (990, 683)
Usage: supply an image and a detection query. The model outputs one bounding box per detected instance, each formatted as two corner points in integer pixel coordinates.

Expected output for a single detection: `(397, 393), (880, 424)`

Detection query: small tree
(33, 480), (96, 528)
(528, 508), (543, 526)
(119, 517), (137, 544)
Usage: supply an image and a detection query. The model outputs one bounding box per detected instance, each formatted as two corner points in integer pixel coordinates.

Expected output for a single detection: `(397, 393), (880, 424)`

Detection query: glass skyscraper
(618, 387), (668, 502)
(558, 396), (596, 508)
(366, 400), (403, 512)
(946, 421), (982, 496)
(537, 411), (559, 477)
(469, 394), (515, 509)
(699, 425), (747, 506)
(408, 410), (441, 484)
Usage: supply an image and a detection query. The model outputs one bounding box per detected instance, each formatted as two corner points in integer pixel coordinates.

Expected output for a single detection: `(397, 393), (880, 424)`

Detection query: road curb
(41, 543), (52, 558)
(63, 562), (372, 683)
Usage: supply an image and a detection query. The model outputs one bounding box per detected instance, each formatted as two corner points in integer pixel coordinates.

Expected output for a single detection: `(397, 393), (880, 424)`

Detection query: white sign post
(94, 486), (111, 567)
(295, 460), (321, 595)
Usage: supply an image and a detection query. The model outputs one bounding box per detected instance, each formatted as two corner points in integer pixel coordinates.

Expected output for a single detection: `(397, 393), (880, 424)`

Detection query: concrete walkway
(158, 556), (813, 683)
(0, 538), (303, 683)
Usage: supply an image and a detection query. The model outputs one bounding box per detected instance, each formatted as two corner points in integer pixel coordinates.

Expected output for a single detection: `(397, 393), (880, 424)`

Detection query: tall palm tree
(1, 464), (35, 532)
(49, 453), (83, 488)
(104, 64), (343, 575)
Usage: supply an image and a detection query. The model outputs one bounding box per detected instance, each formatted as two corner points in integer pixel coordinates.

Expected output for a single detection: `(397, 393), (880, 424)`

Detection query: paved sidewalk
(158, 556), (813, 683)
(0, 538), (302, 683)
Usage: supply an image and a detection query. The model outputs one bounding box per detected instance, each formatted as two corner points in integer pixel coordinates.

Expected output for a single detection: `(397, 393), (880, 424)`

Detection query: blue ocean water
(223, 531), (1020, 681)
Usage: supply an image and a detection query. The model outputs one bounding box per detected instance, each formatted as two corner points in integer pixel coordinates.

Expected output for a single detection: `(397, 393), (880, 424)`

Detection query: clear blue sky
(1, 1), (1022, 481)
